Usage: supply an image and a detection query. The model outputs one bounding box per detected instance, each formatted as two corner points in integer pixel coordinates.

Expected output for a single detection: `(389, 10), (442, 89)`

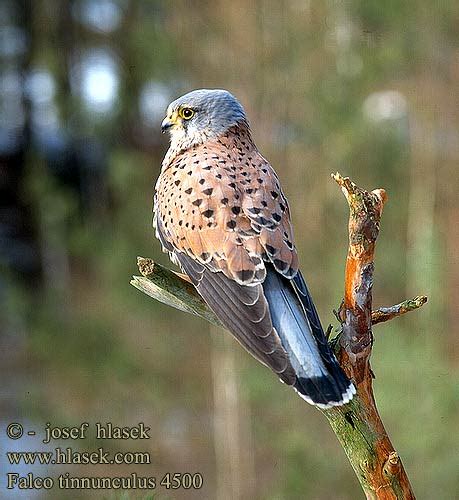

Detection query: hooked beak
(161, 117), (174, 134)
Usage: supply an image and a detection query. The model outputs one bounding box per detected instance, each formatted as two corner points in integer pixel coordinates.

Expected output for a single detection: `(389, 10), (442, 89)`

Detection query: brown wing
(172, 249), (296, 385)
(154, 125), (298, 286)
(237, 150), (299, 278)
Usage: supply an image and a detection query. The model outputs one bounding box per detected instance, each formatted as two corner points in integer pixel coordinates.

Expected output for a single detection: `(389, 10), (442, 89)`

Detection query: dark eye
(180, 107), (194, 120)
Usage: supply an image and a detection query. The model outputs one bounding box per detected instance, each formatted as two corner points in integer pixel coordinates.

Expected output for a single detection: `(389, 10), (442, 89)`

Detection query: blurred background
(1, 0), (458, 498)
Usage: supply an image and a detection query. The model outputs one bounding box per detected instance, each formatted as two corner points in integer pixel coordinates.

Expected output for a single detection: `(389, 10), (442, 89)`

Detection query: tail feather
(262, 266), (355, 408)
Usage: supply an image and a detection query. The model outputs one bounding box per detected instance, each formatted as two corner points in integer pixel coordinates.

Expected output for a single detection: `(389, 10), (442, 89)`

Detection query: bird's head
(161, 89), (248, 150)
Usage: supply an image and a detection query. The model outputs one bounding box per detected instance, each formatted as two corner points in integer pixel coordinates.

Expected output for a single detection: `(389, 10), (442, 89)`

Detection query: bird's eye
(179, 107), (194, 120)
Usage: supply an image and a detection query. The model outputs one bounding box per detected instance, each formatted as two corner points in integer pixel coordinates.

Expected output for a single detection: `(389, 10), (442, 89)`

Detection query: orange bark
(323, 174), (415, 499)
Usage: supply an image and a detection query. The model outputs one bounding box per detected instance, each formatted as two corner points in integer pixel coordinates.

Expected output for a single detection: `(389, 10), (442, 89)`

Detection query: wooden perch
(131, 173), (426, 499)
(131, 258), (222, 328)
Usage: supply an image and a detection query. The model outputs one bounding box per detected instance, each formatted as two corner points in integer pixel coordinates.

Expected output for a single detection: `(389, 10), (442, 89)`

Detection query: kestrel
(154, 89), (355, 408)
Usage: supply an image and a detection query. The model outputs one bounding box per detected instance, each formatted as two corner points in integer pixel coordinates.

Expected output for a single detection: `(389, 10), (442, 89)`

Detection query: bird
(153, 89), (355, 408)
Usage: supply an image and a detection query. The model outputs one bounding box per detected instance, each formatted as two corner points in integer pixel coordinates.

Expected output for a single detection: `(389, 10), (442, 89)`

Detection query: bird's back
(155, 123), (298, 286)
(155, 113), (355, 408)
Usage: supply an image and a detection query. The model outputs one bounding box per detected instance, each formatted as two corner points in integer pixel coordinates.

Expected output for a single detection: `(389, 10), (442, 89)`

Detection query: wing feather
(175, 251), (296, 382)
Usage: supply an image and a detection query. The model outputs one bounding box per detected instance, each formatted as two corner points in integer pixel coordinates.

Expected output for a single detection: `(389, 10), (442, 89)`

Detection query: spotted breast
(154, 123), (298, 286)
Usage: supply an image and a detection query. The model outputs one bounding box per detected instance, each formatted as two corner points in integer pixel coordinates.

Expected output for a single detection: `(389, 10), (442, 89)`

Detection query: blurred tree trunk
(406, 116), (437, 325)
(446, 205), (459, 364)
(27, 0), (72, 296)
(56, 0), (74, 121)
(443, 54), (459, 365)
(211, 331), (255, 500)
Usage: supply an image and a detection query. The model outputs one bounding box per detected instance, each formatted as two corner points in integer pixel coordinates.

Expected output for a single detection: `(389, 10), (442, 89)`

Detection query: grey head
(161, 89), (249, 150)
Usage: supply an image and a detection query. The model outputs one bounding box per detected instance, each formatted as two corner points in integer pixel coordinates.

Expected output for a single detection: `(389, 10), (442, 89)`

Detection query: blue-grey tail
(262, 266), (355, 408)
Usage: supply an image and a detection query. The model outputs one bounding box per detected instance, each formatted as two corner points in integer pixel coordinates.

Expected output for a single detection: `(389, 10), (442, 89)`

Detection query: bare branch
(131, 257), (222, 328)
(372, 296), (428, 325)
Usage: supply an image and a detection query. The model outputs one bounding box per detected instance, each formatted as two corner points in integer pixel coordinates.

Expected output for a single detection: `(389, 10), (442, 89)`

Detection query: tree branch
(131, 257), (222, 328)
(371, 296), (427, 325)
(321, 173), (417, 499)
(131, 174), (426, 499)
